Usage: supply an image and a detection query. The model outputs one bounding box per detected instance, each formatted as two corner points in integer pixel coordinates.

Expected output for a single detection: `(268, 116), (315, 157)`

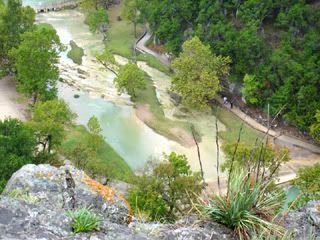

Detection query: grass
(136, 53), (172, 75)
(67, 206), (102, 233)
(215, 106), (264, 145)
(106, 2), (144, 58)
(60, 125), (131, 181)
(106, 2), (171, 75)
(67, 40), (84, 65)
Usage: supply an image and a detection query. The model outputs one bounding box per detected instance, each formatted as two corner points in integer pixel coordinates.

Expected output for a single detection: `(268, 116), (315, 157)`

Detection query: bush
(292, 163), (320, 208)
(0, 118), (36, 192)
(221, 142), (290, 178)
(67, 207), (102, 233)
(127, 152), (202, 222)
(202, 170), (285, 240)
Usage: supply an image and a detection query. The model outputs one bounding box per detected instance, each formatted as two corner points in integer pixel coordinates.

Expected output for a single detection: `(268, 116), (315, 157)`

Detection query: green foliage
(61, 124), (131, 181)
(172, 37), (230, 109)
(96, 48), (116, 65)
(66, 116), (104, 171)
(67, 207), (102, 233)
(122, 0), (145, 37)
(114, 63), (146, 97)
(67, 40), (84, 65)
(29, 99), (76, 154)
(292, 164), (320, 208)
(10, 24), (63, 103)
(203, 170), (285, 240)
(135, 0), (320, 135)
(242, 74), (261, 105)
(85, 9), (109, 33)
(128, 152), (202, 222)
(0, 118), (36, 192)
(221, 141), (290, 177)
(310, 110), (320, 143)
(0, 0), (35, 66)
(80, 0), (112, 11)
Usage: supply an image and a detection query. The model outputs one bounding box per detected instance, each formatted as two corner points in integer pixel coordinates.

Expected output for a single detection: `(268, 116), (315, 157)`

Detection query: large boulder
(284, 201), (320, 239)
(130, 215), (236, 240)
(0, 164), (235, 240)
(0, 164), (148, 240)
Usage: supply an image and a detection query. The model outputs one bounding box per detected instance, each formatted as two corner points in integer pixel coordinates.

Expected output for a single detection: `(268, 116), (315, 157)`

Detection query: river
(35, 10), (225, 182)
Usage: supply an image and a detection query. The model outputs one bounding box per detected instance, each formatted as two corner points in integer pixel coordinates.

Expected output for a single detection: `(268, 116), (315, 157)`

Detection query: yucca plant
(67, 206), (102, 233)
(203, 170), (285, 240)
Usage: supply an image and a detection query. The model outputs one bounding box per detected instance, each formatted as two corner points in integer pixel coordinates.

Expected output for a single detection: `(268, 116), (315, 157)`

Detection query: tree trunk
(32, 91), (38, 104)
(47, 134), (52, 154)
(191, 125), (206, 188)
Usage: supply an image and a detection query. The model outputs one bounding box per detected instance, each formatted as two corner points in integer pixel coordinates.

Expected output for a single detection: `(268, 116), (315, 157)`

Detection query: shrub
(67, 207), (102, 233)
(221, 142), (290, 178)
(127, 152), (202, 222)
(0, 118), (36, 192)
(202, 170), (285, 240)
(292, 163), (320, 208)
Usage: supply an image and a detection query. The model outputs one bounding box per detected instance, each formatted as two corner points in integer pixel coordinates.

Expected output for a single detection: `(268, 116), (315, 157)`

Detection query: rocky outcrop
(0, 164), (236, 240)
(0, 164), (138, 239)
(284, 201), (320, 239)
(2, 164), (320, 239)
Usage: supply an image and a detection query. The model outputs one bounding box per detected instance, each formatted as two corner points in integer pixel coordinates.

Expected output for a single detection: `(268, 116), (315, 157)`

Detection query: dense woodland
(131, 0), (320, 140)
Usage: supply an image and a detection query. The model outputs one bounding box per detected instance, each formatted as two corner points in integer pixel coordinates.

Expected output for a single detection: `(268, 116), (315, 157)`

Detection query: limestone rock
(284, 201), (320, 239)
(0, 164), (236, 240)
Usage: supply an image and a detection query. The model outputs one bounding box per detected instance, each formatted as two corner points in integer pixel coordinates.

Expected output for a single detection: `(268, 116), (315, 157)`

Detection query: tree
(86, 116), (104, 151)
(221, 141), (290, 179)
(86, 9), (109, 34)
(0, 0), (35, 63)
(114, 63), (146, 97)
(0, 118), (36, 191)
(310, 110), (320, 143)
(122, 0), (144, 38)
(10, 24), (63, 103)
(29, 99), (75, 154)
(64, 116), (105, 176)
(128, 152), (202, 222)
(292, 163), (320, 208)
(171, 37), (231, 109)
(241, 74), (262, 105)
(81, 0), (114, 11)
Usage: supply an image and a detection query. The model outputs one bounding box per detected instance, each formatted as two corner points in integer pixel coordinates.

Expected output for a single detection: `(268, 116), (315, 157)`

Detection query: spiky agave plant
(203, 170), (285, 239)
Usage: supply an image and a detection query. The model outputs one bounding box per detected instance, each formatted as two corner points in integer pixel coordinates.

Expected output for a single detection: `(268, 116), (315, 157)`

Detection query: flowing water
(34, 10), (225, 181)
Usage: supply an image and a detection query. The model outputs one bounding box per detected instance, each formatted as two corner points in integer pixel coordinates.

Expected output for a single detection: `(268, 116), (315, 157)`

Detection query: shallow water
(58, 83), (172, 169)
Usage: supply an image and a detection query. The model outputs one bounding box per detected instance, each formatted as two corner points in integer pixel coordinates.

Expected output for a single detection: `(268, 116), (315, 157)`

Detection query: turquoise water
(58, 83), (171, 170)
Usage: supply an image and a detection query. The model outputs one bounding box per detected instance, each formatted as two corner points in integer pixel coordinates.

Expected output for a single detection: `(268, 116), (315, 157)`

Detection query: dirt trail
(136, 31), (171, 65)
(0, 77), (28, 121)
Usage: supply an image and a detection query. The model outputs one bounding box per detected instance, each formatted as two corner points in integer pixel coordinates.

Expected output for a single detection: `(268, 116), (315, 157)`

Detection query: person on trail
(223, 96), (228, 104)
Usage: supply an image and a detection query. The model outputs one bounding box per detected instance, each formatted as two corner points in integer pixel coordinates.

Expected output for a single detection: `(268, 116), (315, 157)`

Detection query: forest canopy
(137, 0), (320, 138)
